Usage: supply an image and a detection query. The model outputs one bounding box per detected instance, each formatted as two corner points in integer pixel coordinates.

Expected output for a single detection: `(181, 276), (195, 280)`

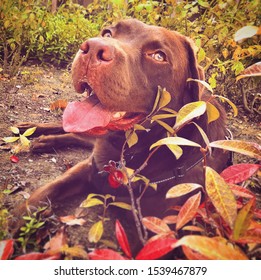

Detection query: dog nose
(80, 38), (114, 62)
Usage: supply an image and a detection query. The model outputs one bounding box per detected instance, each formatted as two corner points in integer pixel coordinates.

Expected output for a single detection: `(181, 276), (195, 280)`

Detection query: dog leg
(30, 133), (95, 152)
(10, 154), (96, 232)
(16, 122), (65, 136)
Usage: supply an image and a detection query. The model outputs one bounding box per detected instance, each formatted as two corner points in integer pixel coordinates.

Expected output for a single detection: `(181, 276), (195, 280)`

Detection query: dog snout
(80, 38), (115, 65)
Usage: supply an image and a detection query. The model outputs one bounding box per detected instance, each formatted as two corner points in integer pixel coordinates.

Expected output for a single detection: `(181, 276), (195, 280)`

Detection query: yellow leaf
(166, 144), (183, 159)
(88, 221), (104, 243)
(23, 127), (37, 137)
(125, 130), (138, 148)
(166, 183), (202, 199)
(205, 167), (237, 229)
(20, 134), (30, 147)
(187, 79), (213, 93)
(191, 122), (210, 148)
(158, 89), (171, 109)
(174, 101), (207, 129)
(150, 136), (201, 150)
(80, 198), (104, 208)
(62, 245), (88, 259)
(210, 140), (261, 160)
(2, 136), (20, 143)
(154, 120), (175, 134)
(175, 235), (248, 260)
(10, 126), (19, 134)
(217, 96), (238, 117)
(109, 202), (132, 210)
(206, 102), (220, 123)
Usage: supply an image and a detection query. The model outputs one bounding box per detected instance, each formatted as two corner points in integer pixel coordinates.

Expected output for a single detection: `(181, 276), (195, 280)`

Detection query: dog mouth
(62, 82), (145, 135)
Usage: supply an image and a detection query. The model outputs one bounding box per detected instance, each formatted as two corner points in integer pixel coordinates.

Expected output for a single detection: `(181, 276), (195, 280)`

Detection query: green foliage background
(0, 0), (260, 101)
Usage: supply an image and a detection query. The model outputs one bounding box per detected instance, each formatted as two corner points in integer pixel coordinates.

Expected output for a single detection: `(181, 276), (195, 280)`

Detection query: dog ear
(184, 37), (205, 103)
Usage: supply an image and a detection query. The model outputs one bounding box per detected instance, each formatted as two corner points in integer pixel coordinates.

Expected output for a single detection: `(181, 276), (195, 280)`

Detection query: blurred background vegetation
(0, 0), (260, 113)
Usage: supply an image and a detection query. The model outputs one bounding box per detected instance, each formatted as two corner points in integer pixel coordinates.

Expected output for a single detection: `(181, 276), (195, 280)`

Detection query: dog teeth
(113, 112), (126, 119)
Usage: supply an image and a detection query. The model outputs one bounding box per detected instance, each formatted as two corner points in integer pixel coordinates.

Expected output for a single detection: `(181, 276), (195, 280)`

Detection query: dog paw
(30, 135), (56, 153)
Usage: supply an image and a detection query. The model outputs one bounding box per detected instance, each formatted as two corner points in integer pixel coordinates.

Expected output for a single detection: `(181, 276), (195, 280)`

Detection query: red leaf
(10, 155), (19, 163)
(0, 239), (14, 260)
(115, 220), (132, 258)
(221, 164), (260, 184)
(135, 238), (176, 260)
(230, 184), (255, 199)
(89, 249), (126, 260)
(15, 252), (60, 260)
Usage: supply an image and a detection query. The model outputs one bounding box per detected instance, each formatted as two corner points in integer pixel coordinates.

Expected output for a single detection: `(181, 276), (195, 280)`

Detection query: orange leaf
(206, 167), (237, 229)
(175, 236), (248, 260)
(50, 99), (68, 111)
(176, 192), (201, 230)
(166, 183), (202, 199)
(236, 228), (261, 244)
(230, 184), (255, 199)
(142, 217), (171, 235)
(182, 246), (209, 260)
(44, 227), (67, 253)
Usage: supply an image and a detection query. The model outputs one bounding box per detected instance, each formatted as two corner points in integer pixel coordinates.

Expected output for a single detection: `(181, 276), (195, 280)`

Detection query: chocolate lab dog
(13, 19), (228, 230)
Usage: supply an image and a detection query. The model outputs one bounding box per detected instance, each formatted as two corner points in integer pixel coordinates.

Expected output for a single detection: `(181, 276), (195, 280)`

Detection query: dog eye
(102, 30), (112, 38)
(150, 51), (166, 62)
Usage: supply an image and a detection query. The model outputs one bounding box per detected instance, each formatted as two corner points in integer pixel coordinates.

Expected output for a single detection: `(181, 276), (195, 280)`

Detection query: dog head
(63, 19), (204, 135)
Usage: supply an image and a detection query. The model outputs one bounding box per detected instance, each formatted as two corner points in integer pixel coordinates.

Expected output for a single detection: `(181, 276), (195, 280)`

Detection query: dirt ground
(0, 65), (260, 255)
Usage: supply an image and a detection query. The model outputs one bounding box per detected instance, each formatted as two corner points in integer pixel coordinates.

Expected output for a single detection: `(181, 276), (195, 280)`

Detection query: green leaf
(197, 48), (206, 64)
(232, 198), (255, 240)
(10, 126), (20, 134)
(2, 136), (20, 143)
(109, 202), (132, 210)
(88, 221), (104, 243)
(174, 101), (207, 129)
(23, 127), (37, 137)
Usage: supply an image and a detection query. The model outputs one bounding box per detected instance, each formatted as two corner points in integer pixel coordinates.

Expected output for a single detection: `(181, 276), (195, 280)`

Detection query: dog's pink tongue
(63, 97), (112, 133)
